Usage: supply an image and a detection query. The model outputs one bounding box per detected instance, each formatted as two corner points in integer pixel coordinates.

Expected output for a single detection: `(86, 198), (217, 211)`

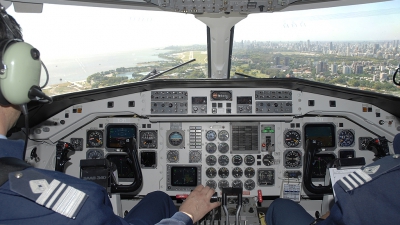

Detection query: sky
(6, 0), (400, 59)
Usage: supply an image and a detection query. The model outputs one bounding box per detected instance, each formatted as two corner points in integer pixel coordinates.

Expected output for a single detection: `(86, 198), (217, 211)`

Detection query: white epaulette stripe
(36, 180), (61, 205)
(344, 176), (359, 189)
(340, 178), (353, 190)
(59, 187), (78, 216)
(355, 169), (372, 182)
(45, 183), (66, 208)
(352, 172), (366, 185)
(49, 184), (87, 219)
(66, 190), (86, 218)
(34, 179), (87, 219)
(349, 173), (363, 186)
(53, 186), (73, 213)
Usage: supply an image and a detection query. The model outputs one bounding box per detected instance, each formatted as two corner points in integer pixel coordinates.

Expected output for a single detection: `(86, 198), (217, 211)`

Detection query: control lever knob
(210, 192), (218, 203)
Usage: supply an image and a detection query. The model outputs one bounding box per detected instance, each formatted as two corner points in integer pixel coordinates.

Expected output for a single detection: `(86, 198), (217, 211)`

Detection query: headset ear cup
(0, 41), (41, 105)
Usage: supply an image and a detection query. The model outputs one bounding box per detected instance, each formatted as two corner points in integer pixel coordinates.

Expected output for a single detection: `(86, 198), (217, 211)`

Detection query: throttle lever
(210, 192), (218, 203)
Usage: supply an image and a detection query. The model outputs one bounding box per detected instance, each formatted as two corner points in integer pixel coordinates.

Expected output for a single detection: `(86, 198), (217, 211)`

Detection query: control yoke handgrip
(111, 138), (143, 193)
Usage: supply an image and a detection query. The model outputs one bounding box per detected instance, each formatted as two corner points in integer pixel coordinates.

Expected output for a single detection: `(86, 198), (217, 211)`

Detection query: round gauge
(244, 179), (255, 191)
(284, 130), (301, 147)
(206, 155), (217, 166)
(244, 155), (255, 166)
(339, 130), (355, 147)
(70, 138), (83, 151)
(218, 143), (229, 153)
(232, 180), (243, 188)
(232, 155), (243, 166)
(285, 150), (302, 168)
(87, 149), (103, 159)
(218, 130), (229, 141)
(258, 169), (275, 186)
(232, 167), (243, 178)
(167, 150), (179, 163)
(262, 154), (274, 166)
(139, 131), (157, 148)
(360, 137), (373, 150)
(206, 130), (217, 141)
(189, 151), (201, 163)
(168, 131), (183, 146)
(206, 180), (217, 190)
(87, 130), (103, 147)
(206, 167), (217, 178)
(218, 167), (230, 178)
(218, 155), (229, 166)
(206, 143), (217, 154)
(245, 167), (255, 178)
(218, 180), (230, 189)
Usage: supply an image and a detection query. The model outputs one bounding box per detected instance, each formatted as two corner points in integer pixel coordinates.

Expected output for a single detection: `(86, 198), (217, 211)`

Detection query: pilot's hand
(179, 185), (221, 223)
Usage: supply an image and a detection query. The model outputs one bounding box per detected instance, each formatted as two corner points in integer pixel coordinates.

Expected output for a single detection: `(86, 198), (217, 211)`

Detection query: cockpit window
(232, 0), (400, 97)
(7, 4), (207, 96)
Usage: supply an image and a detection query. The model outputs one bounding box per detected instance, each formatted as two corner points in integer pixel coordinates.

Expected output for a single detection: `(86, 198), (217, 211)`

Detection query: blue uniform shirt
(317, 155), (400, 225)
(0, 139), (193, 225)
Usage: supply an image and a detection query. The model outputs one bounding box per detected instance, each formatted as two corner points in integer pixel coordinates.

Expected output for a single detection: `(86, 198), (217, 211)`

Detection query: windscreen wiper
(141, 59), (196, 81)
(233, 72), (256, 79)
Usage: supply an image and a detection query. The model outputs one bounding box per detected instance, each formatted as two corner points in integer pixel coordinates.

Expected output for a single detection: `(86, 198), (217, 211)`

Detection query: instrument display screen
(107, 125), (137, 148)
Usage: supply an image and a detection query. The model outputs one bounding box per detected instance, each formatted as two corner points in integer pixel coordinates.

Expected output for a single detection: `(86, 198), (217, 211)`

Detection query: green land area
(44, 43), (400, 97)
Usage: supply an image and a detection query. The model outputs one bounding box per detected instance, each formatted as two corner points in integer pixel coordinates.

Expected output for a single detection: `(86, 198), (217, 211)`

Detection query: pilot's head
(0, 3), (23, 135)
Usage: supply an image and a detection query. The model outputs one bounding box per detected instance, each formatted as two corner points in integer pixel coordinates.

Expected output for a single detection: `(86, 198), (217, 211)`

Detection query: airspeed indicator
(284, 130), (301, 147)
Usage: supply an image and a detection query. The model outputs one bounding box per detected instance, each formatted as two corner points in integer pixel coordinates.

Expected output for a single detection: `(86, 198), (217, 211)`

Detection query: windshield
(7, 4), (207, 96)
(7, 1), (400, 97)
(232, 0), (400, 97)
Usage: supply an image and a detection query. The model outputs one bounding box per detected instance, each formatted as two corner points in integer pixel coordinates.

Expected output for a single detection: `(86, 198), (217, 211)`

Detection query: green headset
(0, 4), (50, 107)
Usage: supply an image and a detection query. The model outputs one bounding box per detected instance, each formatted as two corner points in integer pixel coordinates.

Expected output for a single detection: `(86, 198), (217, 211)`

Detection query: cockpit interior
(3, 0), (400, 224)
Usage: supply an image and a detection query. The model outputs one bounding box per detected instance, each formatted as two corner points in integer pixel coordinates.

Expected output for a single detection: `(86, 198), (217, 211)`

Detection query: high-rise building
(316, 64), (322, 74)
(355, 65), (363, 74)
(316, 61), (326, 74)
(380, 73), (388, 81)
(373, 43), (380, 54)
(284, 57), (290, 66)
(343, 66), (351, 74)
(274, 56), (281, 66)
(331, 64), (338, 74)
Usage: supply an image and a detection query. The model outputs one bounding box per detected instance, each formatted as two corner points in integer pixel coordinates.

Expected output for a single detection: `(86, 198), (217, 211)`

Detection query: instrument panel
(28, 86), (399, 198)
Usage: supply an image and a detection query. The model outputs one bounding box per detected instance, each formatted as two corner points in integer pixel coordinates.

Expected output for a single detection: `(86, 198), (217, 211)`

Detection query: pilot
(266, 153), (400, 225)
(0, 4), (220, 224)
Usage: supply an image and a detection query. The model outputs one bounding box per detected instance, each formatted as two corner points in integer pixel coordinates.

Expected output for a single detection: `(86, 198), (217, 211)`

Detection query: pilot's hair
(0, 4), (22, 40)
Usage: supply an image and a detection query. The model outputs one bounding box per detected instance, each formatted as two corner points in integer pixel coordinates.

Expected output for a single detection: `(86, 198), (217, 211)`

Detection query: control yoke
(111, 138), (143, 193)
(80, 138), (143, 194)
(303, 139), (333, 194)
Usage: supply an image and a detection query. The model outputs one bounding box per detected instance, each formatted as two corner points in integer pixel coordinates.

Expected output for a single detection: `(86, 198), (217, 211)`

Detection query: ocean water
(41, 49), (170, 85)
